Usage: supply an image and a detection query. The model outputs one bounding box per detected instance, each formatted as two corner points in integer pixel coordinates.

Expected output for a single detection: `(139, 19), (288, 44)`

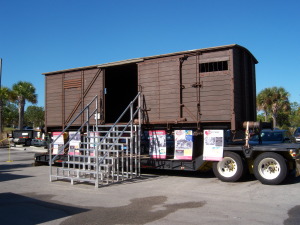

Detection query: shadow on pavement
(0, 173), (33, 182)
(283, 172), (300, 185)
(0, 163), (33, 171)
(61, 195), (206, 225)
(141, 168), (215, 178)
(0, 164), (35, 182)
(0, 192), (89, 225)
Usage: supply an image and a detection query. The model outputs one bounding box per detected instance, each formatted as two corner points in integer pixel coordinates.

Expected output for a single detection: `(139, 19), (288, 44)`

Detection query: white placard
(69, 131), (81, 155)
(203, 130), (224, 161)
(52, 132), (65, 155)
(149, 130), (166, 159)
(174, 130), (193, 160)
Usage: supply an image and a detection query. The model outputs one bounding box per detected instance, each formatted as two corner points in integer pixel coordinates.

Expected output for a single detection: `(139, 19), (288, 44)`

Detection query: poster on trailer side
(203, 130), (224, 161)
(174, 130), (193, 160)
(149, 130), (166, 159)
(52, 132), (65, 155)
(69, 131), (81, 156)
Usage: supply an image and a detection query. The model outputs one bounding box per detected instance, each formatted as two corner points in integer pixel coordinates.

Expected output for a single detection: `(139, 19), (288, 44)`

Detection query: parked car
(12, 130), (36, 146)
(249, 130), (294, 145)
(293, 127), (300, 142)
(31, 139), (47, 147)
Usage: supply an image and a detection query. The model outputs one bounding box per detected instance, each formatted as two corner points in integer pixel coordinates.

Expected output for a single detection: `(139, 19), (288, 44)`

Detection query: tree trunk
(264, 112), (268, 122)
(18, 99), (25, 129)
(272, 115), (277, 129)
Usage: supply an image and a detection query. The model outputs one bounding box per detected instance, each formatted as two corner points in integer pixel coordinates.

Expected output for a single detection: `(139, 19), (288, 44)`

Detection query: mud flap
(296, 159), (300, 177)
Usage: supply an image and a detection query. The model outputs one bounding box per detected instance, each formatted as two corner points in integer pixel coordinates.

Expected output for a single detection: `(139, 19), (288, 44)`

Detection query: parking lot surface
(1, 146), (300, 225)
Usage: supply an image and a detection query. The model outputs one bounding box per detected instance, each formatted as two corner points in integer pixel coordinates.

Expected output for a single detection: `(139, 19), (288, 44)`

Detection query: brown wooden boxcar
(43, 44), (257, 132)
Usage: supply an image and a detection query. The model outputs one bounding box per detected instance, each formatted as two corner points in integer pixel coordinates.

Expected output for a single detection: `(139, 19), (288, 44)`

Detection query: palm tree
(0, 86), (11, 132)
(257, 87), (290, 128)
(257, 88), (272, 122)
(269, 87), (290, 128)
(10, 81), (37, 129)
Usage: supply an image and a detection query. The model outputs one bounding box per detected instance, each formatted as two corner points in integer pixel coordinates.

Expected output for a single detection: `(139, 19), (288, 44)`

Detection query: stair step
(58, 168), (98, 174)
(79, 142), (128, 146)
(64, 157), (116, 162)
(51, 175), (98, 184)
(74, 148), (125, 153)
(58, 166), (112, 173)
(87, 131), (132, 134)
(64, 161), (115, 166)
(94, 125), (130, 128)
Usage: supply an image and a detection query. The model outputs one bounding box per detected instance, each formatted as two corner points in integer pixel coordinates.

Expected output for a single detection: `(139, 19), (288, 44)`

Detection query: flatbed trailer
(138, 142), (300, 185)
(140, 144), (300, 170)
(35, 133), (300, 185)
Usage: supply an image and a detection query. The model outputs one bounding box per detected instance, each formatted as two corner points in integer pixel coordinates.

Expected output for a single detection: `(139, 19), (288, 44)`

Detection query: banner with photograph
(69, 131), (81, 155)
(203, 130), (224, 161)
(52, 132), (65, 155)
(174, 130), (193, 160)
(149, 130), (166, 159)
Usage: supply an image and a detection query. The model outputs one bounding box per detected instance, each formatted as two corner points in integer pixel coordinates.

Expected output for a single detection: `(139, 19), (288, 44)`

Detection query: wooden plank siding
(63, 71), (82, 126)
(138, 56), (181, 123)
(179, 50), (233, 124)
(44, 44), (258, 132)
(82, 68), (103, 124)
(45, 67), (102, 130)
(45, 74), (63, 126)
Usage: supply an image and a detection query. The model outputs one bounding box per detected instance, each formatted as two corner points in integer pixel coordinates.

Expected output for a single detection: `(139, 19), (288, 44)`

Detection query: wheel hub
(220, 159), (237, 176)
(265, 162), (278, 173)
(225, 161), (235, 171)
(258, 157), (281, 180)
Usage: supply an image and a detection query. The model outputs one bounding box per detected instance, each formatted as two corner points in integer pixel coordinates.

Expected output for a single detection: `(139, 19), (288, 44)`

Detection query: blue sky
(1, 0), (299, 107)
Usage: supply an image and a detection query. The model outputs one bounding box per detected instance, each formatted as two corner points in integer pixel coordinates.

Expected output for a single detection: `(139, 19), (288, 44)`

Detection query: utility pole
(0, 58), (2, 133)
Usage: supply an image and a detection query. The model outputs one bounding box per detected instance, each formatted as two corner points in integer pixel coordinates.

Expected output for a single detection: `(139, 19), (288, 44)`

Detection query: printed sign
(69, 131), (81, 155)
(203, 130), (224, 161)
(52, 132), (65, 155)
(149, 130), (166, 159)
(174, 130), (193, 160)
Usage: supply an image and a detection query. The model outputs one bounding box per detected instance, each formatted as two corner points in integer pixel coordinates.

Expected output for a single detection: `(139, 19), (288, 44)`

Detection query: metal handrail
(49, 95), (98, 166)
(96, 92), (141, 164)
(50, 92), (141, 184)
(96, 92), (140, 145)
(98, 108), (140, 164)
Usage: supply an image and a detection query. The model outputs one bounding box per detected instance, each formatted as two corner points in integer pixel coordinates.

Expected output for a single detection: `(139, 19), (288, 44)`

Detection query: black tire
(253, 152), (287, 185)
(212, 151), (245, 182)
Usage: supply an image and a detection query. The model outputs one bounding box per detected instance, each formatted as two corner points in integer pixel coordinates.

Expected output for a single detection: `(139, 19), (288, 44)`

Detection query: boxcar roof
(43, 44), (258, 75)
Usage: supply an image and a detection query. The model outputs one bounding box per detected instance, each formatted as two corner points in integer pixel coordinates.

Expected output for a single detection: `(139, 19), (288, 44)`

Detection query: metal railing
(96, 92), (141, 162)
(94, 92), (141, 179)
(49, 92), (142, 187)
(49, 95), (98, 181)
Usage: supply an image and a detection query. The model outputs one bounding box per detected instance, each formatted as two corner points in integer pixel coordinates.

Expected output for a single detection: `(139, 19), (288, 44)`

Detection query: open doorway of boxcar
(104, 64), (138, 123)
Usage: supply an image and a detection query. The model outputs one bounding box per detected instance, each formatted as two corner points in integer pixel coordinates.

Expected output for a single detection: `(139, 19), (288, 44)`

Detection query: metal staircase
(49, 93), (141, 188)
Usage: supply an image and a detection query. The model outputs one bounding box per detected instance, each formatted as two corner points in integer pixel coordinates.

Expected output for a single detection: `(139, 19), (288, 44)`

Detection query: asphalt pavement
(1, 146), (300, 225)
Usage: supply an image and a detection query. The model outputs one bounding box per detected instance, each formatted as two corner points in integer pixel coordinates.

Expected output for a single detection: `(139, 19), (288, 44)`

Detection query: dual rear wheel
(253, 152), (287, 185)
(212, 151), (287, 185)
